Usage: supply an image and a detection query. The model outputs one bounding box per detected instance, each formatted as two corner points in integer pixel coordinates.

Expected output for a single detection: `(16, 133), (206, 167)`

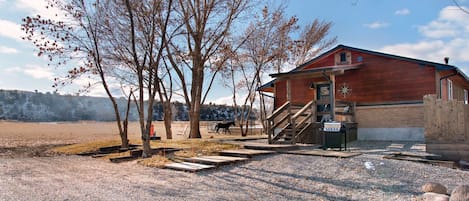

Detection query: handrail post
(287, 103), (293, 144)
(267, 120), (273, 144)
(292, 118), (296, 144)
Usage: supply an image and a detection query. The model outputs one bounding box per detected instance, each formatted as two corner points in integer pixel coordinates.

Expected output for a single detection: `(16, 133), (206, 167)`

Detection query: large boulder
(421, 192), (450, 201)
(449, 185), (469, 201)
(422, 182), (448, 195)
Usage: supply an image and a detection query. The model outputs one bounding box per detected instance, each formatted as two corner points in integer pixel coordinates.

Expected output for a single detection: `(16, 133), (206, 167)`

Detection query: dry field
(0, 120), (261, 158)
(0, 120), (260, 146)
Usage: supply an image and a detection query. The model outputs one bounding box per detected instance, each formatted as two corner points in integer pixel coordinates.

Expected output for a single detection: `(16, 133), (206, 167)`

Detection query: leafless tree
(22, 0), (174, 157)
(165, 0), (249, 138)
(453, 0), (469, 15)
(22, 0), (133, 149)
(222, 5), (297, 136)
(293, 19), (337, 66)
(103, 0), (173, 157)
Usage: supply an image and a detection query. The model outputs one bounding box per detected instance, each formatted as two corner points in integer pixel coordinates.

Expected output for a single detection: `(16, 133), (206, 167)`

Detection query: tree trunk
(142, 123), (152, 158)
(163, 101), (173, 139)
(188, 47), (203, 139)
(189, 108), (202, 138)
(121, 121), (130, 149)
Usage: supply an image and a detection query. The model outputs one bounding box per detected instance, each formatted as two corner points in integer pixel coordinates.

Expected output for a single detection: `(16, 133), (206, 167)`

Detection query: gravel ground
(1, 141), (468, 201)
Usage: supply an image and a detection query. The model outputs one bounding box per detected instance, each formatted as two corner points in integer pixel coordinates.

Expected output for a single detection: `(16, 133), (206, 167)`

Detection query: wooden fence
(423, 94), (469, 160)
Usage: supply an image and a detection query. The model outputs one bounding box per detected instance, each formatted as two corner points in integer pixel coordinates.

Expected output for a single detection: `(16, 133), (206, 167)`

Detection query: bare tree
(293, 19), (337, 66)
(453, 0), (469, 14)
(104, 0), (173, 157)
(22, 0), (132, 149)
(22, 0), (175, 157)
(165, 0), (249, 138)
(222, 5), (297, 136)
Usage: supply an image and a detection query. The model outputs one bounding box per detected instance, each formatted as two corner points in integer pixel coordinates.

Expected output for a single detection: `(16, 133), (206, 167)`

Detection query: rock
(421, 192), (449, 201)
(422, 182), (448, 195)
(449, 185), (469, 201)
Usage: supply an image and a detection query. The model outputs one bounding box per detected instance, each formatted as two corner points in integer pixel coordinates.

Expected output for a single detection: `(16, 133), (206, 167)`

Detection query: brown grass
(48, 138), (240, 168)
(1, 120), (263, 168)
(137, 155), (172, 168)
(49, 140), (126, 155)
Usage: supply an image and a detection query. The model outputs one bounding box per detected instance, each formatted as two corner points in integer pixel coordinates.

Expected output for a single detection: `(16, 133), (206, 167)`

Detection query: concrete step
(219, 149), (275, 158)
(164, 162), (215, 172)
(182, 155), (249, 165)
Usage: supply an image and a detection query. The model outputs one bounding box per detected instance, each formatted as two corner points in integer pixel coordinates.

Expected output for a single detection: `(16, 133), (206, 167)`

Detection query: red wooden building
(259, 45), (469, 143)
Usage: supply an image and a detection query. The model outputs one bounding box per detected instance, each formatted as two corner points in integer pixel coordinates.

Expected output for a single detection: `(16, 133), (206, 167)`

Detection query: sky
(1, 0), (469, 105)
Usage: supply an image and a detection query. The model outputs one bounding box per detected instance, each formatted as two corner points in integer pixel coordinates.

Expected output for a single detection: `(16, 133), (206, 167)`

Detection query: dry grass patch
(48, 140), (133, 155)
(151, 140), (239, 158)
(49, 138), (240, 168)
(137, 155), (172, 168)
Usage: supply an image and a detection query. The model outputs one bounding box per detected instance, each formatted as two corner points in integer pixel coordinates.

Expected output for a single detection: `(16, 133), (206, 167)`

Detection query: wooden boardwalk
(282, 149), (361, 158)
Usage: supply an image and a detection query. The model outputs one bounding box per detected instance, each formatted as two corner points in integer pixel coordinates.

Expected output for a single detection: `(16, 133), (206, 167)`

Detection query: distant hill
(0, 89), (257, 122)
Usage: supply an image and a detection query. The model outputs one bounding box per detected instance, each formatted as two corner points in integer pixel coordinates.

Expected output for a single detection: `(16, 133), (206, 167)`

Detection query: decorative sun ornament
(339, 82), (352, 98)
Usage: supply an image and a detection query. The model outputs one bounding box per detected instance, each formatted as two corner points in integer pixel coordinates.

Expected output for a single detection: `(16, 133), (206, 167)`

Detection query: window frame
(447, 79), (453, 100)
(464, 89), (468, 104)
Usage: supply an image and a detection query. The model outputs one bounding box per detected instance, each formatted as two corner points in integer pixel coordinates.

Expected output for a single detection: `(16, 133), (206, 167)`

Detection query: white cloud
(418, 6), (469, 38)
(380, 6), (469, 75)
(363, 22), (389, 29)
(0, 19), (23, 41)
(0, 46), (19, 54)
(15, 0), (64, 20)
(395, 8), (410, 16)
(5, 65), (55, 80)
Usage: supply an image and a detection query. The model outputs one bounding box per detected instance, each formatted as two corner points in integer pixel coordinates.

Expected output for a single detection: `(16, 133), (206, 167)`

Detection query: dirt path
(1, 142), (469, 200)
(1, 121), (468, 200)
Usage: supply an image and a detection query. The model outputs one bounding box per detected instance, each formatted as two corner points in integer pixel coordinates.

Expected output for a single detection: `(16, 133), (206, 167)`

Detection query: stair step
(164, 162), (215, 172)
(182, 155), (248, 165)
(271, 140), (295, 145)
(219, 149), (275, 158)
(243, 143), (298, 151)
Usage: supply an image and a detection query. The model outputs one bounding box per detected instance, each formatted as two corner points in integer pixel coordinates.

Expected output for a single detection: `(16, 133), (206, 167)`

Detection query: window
(340, 52), (347, 62)
(335, 51), (351, 65)
(357, 56), (363, 62)
(464, 89), (468, 104)
(447, 79), (453, 100)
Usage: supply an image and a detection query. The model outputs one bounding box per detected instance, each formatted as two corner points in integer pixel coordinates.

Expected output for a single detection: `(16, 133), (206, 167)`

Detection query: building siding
(274, 49), (437, 107)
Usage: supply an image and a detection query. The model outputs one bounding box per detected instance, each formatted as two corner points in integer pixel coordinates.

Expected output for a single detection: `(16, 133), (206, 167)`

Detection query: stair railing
(291, 100), (316, 143)
(266, 101), (290, 144)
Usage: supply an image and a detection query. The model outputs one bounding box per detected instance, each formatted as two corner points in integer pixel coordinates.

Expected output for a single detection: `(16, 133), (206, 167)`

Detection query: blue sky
(1, 0), (469, 104)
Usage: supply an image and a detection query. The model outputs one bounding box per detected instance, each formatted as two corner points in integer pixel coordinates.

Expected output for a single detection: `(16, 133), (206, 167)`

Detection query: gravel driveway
(1, 141), (468, 201)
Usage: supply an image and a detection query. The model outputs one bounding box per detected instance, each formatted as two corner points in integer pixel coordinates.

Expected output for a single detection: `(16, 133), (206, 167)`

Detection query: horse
(215, 121), (235, 134)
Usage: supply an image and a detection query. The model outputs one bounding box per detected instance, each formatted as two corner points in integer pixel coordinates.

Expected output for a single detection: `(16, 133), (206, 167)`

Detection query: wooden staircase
(267, 100), (317, 144)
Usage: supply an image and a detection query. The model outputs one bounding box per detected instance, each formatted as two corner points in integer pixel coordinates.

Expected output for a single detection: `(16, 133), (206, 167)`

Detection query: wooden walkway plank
(219, 149), (276, 158)
(164, 162), (215, 172)
(243, 143), (298, 151)
(282, 149), (361, 158)
(182, 155), (249, 165)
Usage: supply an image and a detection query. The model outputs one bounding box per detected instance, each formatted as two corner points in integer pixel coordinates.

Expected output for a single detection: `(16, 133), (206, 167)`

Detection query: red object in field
(150, 124), (155, 137)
